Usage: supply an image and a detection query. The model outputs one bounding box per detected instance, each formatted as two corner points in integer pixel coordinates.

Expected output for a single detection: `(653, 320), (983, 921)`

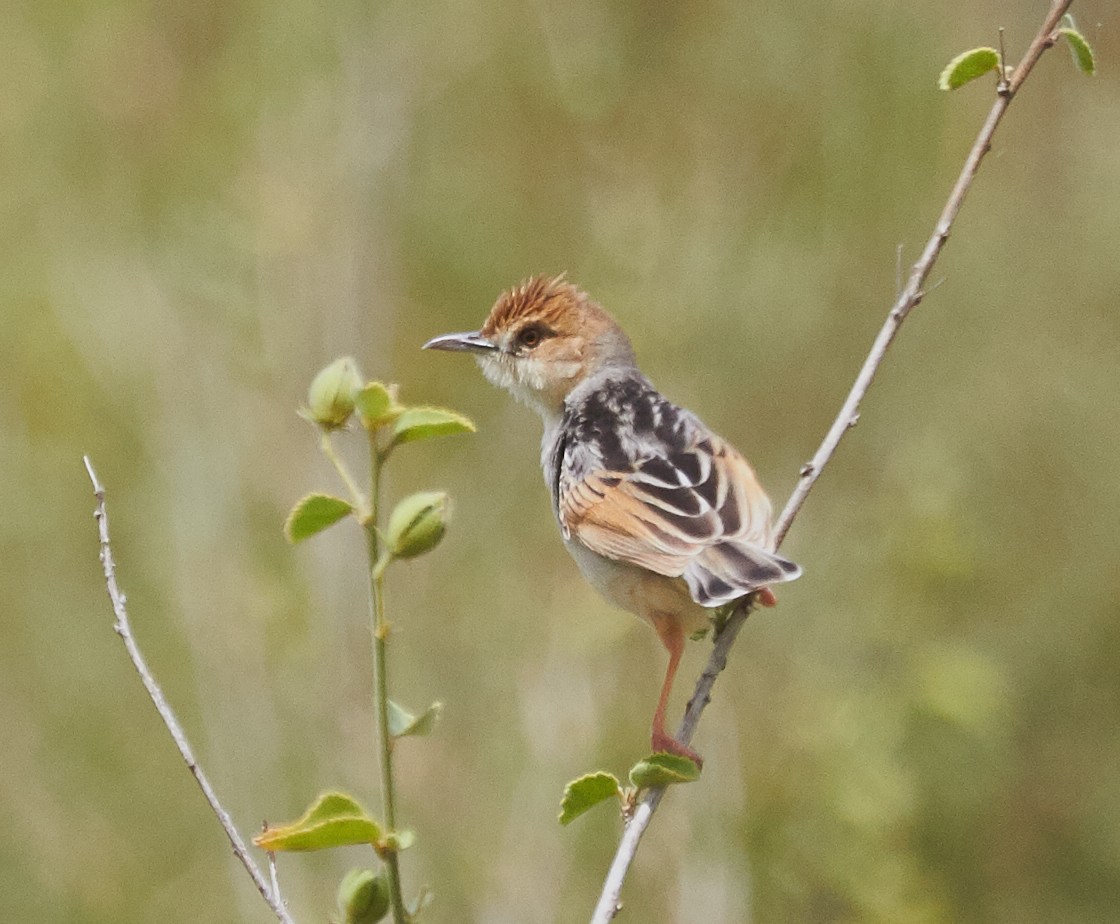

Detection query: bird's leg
(756, 587), (777, 607)
(648, 613), (703, 767)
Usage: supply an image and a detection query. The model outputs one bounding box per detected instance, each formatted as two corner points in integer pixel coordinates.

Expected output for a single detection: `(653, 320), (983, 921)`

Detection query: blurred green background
(3, 0), (1118, 921)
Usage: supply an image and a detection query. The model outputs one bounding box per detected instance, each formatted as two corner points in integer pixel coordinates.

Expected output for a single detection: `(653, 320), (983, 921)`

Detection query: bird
(423, 275), (801, 764)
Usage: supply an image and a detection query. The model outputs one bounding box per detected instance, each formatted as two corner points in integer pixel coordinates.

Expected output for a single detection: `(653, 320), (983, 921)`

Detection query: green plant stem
(320, 432), (369, 517)
(365, 437), (408, 924)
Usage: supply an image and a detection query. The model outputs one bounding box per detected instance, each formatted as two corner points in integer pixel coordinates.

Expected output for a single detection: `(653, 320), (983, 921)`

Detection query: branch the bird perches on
(590, 2), (1080, 920)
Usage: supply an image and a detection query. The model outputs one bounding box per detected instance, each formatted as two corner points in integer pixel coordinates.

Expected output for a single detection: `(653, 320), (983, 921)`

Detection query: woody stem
(589, 2), (1076, 921)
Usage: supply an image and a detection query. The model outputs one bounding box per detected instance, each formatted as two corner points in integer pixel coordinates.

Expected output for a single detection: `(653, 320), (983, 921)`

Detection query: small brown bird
(424, 276), (800, 763)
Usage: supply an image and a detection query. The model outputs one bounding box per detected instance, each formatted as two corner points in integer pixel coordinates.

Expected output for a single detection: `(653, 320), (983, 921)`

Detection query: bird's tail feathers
(683, 541), (801, 607)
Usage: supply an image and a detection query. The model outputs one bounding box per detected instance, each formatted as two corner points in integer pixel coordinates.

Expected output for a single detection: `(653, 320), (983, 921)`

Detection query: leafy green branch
(257, 357), (473, 924)
(559, 756), (701, 827)
(588, 3), (1097, 922)
(938, 13), (1095, 91)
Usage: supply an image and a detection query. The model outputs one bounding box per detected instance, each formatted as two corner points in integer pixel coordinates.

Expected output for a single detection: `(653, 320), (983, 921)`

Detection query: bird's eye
(518, 326), (542, 349)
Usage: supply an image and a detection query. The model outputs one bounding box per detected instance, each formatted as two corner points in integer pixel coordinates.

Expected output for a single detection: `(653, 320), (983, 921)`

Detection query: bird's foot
(650, 729), (704, 769)
(757, 587), (777, 607)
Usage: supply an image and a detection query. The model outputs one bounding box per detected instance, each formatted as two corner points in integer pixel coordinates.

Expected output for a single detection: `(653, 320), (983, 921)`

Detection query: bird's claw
(650, 730), (704, 769)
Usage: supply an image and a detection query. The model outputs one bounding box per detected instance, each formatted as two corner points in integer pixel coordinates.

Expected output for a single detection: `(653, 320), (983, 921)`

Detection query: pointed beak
(422, 330), (498, 354)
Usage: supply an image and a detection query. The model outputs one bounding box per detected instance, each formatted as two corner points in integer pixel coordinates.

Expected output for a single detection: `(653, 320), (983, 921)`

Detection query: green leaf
(938, 47), (1000, 91)
(336, 869), (390, 924)
(385, 492), (450, 559)
(355, 382), (402, 430)
(407, 887), (435, 919)
(254, 791), (382, 852)
(284, 493), (353, 543)
(1058, 19), (1096, 76)
(387, 699), (442, 738)
(559, 772), (622, 825)
(389, 407), (475, 447)
(629, 753), (702, 789)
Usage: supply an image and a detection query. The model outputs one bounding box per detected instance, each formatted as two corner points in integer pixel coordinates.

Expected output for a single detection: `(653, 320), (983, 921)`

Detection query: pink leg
(649, 613), (703, 767)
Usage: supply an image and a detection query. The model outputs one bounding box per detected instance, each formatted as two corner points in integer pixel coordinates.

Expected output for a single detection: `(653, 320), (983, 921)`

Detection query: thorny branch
(83, 456), (297, 924)
(590, 2), (1078, 920)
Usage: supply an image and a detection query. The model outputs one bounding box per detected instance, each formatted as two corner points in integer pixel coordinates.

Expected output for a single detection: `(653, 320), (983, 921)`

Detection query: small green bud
(355, 381), (403, 430)
(336, 868), (390, 924)
(307, 357), (362, 430)
(386, 491), (450, 559)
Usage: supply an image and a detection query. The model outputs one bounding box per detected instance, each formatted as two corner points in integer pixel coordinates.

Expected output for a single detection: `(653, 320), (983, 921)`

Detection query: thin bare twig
(268, 850), (284, 911)
(590, 2), (1075, 919)
(83, 456), (296, 924)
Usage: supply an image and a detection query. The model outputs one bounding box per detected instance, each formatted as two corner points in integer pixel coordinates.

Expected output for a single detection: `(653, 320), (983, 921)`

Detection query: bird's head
(423, 275), (635, 419)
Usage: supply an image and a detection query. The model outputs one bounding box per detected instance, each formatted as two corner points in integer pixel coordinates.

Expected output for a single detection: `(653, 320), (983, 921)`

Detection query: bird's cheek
(547, 359), (583, 394)
(516, 358), (549, 393)
(477, 355), (513, 391)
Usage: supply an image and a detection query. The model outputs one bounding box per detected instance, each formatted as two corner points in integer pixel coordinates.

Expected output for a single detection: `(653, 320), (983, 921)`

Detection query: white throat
(476, 354), (579, 426)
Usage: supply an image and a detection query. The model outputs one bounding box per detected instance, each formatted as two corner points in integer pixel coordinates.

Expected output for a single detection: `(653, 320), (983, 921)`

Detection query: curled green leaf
(306, 356), (361, 430)
(355, 381), (403, 430)
(389, 407), (475, 448)
(938, 47), (1000, 91)
(254, 791), (382, 852)
(559, 771), (622, 825)
(629, 753), (702, 789)
(336, 869), (390, 924)
(407, 887), (434, 919)
(284, 493), (353, 543)
(386, 491), (450, 559)
(1058, 23), (1095, 76)
(387, 699), (443, 738)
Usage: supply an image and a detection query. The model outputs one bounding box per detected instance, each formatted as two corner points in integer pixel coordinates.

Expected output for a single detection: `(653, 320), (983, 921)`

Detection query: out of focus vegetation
(2, 1), (1117, 922)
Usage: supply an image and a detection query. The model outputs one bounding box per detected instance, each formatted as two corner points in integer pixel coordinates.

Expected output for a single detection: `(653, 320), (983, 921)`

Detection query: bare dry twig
(590, 2), (1077, 919)
(83, 456), (296, 924)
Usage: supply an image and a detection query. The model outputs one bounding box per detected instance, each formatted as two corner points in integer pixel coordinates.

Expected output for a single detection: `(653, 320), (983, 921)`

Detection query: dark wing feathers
(554, 376), (801, 607)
